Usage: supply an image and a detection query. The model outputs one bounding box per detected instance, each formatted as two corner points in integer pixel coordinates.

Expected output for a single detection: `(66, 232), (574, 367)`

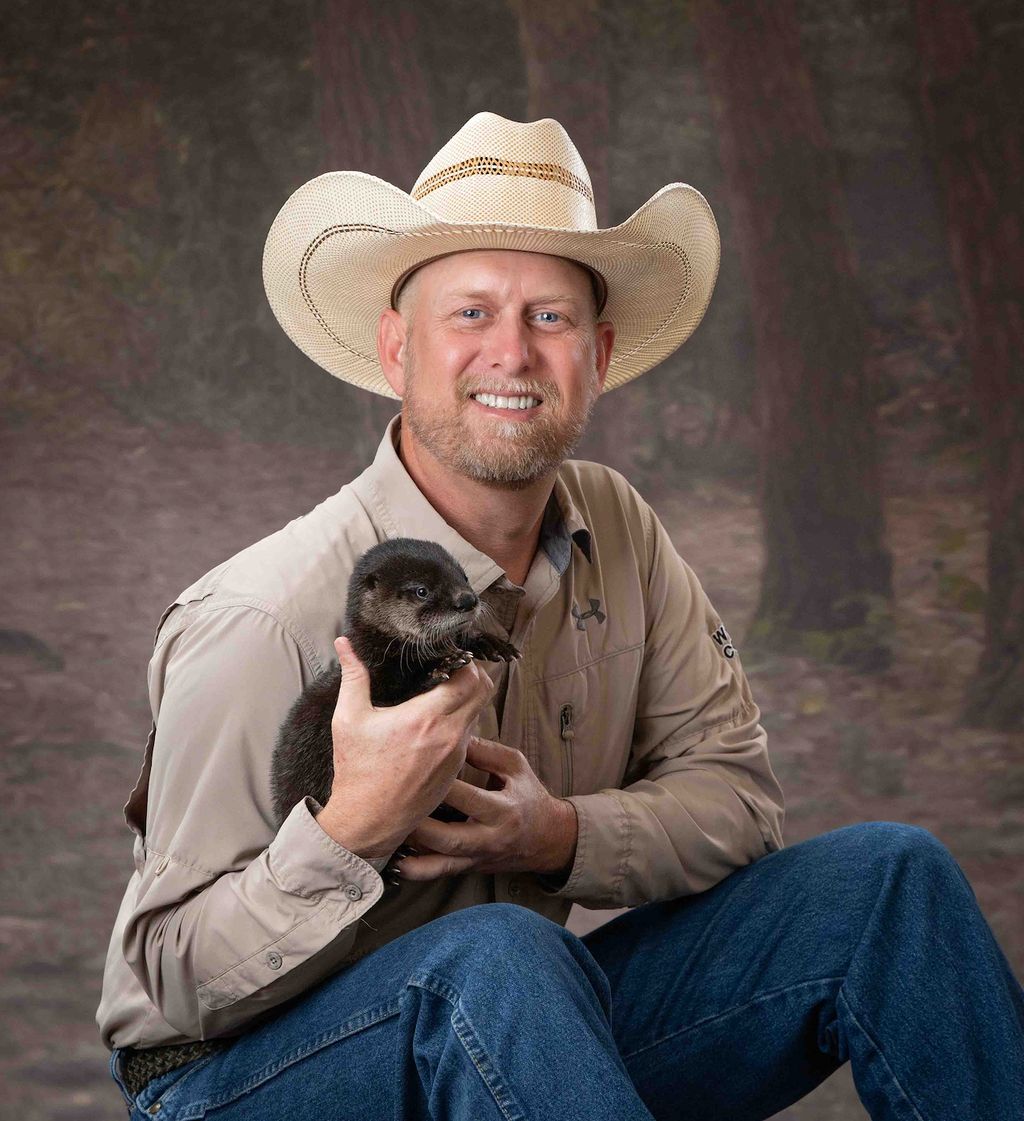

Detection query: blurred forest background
(1, 1), (1021, 1118)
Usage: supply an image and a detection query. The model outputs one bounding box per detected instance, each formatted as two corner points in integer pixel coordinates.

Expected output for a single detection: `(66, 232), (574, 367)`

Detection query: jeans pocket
(134, 1051), (222, 1119)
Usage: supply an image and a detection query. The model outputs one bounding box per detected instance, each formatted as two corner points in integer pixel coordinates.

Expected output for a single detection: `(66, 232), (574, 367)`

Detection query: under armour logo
(711, 623), (736, 658)
(572, 598), (606, 630)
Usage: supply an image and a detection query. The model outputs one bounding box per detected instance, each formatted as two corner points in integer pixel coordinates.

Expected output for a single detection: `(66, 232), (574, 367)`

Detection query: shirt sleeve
(542, 500), (785, 908)
(120, 602), (388, 1040)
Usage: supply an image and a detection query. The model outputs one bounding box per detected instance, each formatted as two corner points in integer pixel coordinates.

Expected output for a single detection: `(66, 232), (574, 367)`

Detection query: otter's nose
(454, 591), (478, 613)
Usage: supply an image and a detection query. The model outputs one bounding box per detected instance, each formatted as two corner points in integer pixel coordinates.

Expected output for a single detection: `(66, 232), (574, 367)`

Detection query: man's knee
(423, 902), (583, 964)
(828, 820), (966, 891)
(411, 903), (608, 1004)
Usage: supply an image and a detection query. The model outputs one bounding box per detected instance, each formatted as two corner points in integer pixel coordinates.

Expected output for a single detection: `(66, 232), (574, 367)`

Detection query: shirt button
(343, 883), (363, 901)
(266, 950), (283, 970)
(154, 856), (169, 876)
(148, 1104), (162, 1114)
(508, 879), (521, 897)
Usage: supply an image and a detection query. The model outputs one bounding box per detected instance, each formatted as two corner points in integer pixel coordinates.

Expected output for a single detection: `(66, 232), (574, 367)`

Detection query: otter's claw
(383, 846), (416, 890)
(465, 635), (521, 663)
(425, 650), (474, 687)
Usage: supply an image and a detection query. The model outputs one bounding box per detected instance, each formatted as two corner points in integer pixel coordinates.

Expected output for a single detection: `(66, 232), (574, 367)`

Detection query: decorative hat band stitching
(412, 156), (594, 205)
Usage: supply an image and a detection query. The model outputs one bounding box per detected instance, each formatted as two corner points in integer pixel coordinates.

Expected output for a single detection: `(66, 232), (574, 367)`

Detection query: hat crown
(409, 112), (598, 232)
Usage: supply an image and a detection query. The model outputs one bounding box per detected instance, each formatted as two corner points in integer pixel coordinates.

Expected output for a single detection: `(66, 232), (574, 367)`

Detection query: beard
(400, 338), (601, 490)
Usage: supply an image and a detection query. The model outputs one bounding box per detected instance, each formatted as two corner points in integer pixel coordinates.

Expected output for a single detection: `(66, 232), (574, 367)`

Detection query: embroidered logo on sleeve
(711, 623), (736, 658)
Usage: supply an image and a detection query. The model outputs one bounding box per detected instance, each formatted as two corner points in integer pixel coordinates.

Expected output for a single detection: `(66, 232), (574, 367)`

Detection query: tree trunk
(916, 0), (1024, 729)
(314, 0), (441, 457)
(315, 0), (437, 187)
(693, 0), (894, 670)
(511, 0), (611, 226)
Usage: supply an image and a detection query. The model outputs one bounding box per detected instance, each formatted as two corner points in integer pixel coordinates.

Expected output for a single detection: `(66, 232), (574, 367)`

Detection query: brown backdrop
(2, 2), (1021, 1118)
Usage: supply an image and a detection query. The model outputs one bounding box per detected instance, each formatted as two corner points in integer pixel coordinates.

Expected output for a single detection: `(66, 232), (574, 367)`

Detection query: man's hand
(315, 636), (494, 860)
(395, 736), (579, 880)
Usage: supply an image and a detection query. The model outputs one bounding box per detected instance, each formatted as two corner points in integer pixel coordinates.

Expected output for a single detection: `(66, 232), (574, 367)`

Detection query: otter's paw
(425, 650), (474, 686)
(382, 844), (416, 891)
(382, 861), (403, 891)
(466, 634), (521, 663)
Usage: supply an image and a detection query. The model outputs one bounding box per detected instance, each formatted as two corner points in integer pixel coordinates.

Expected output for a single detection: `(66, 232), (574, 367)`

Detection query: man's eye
(460, 308), (483, 319)
(536, 311), (562, 323)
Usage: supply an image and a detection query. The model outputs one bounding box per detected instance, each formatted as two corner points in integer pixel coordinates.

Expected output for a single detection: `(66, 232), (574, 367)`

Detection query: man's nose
(483, 312), (532, 372)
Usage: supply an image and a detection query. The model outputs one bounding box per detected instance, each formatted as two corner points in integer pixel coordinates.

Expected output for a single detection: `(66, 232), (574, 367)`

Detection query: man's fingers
(465, 735), (527, 775)
(396, 852), (475, 881)
(334, 636), (493, 726)
(437, 779), (502, 819)
(406, 813), (491, 855)
(408, 659), (494, 717)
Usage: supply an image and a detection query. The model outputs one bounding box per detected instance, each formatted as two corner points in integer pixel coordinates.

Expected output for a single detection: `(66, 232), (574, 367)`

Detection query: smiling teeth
(472, 393), (540, 410)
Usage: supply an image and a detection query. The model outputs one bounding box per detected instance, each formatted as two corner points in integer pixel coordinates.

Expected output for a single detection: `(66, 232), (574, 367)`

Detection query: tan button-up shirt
(96, 415), (784, 1049)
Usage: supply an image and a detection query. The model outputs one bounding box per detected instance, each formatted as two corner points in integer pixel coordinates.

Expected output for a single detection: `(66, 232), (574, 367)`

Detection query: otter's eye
(414, 586), (429, 600)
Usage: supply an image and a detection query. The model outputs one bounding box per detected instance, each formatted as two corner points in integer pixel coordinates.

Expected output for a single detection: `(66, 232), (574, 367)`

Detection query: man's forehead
(399, 249), (601, 309)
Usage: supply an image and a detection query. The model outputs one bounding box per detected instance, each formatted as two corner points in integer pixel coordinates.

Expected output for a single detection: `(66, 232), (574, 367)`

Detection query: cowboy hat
(262, 111), (720, 398)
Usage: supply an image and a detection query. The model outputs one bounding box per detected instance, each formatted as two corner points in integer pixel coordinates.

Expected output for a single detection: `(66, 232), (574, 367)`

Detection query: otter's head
(345, 538), (480, 647)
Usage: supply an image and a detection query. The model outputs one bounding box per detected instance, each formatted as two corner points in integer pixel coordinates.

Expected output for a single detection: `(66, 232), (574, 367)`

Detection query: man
(99, 113), (1023, 1119)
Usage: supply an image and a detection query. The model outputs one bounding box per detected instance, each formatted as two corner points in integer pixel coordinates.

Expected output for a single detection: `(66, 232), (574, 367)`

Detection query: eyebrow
(445, 290), (583, 306)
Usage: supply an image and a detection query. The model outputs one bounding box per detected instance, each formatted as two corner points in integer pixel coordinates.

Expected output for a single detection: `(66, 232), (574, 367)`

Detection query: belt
(120, 1039), (223, 1099)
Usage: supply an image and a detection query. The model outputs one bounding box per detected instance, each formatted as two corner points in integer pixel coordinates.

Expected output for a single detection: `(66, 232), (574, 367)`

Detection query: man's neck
(396, 424), (555, 588)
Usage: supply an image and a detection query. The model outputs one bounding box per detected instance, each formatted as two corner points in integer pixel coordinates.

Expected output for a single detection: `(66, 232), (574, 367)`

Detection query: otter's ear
(364, 573), (377, 591)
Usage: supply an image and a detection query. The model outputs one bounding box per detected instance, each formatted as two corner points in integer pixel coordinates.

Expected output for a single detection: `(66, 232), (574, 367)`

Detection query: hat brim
(262, 171), (720, 398)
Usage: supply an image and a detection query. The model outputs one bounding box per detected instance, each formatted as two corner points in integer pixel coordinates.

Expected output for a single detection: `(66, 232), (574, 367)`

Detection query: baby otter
(269, 537), (520, 830)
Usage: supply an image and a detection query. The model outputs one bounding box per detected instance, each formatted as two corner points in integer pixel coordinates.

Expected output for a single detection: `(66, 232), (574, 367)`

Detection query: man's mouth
(470, 392), (542, 411)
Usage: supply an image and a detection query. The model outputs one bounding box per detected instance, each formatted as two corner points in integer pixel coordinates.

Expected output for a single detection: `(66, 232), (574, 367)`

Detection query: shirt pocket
(532, 643), (643, 797)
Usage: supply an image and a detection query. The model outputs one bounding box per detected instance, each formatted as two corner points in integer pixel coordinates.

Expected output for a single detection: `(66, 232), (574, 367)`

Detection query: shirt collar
(350, 415), (592, 591)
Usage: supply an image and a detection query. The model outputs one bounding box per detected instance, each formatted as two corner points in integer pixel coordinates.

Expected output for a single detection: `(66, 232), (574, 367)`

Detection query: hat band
(412, 156), (594, 206)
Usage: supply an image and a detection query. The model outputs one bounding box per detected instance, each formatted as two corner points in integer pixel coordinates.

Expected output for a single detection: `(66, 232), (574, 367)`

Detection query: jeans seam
(181, 999), (401, 1116)
(109, 1049), (134, 1114)
(837, 985), (928, 1121)
(620, 975), (845, 1062)
(409, 973), (526, 1121)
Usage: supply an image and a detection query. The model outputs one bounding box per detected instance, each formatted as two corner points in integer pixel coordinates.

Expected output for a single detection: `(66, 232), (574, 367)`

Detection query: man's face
(387, 249), (614, 490)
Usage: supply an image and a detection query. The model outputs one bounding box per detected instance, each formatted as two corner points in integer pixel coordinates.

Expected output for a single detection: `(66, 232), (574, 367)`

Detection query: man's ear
(377, 307), (408, 397)
(594, 320), (615, 393)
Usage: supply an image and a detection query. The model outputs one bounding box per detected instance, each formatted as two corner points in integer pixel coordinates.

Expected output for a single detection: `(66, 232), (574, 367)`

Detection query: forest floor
(1, 383), (1020, 1120)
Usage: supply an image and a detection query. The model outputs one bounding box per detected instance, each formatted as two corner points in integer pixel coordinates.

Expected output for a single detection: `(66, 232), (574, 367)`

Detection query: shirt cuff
(534, 792), (628, 907)
(269, 797), (390, 893)
(197, 797), (387, 1019)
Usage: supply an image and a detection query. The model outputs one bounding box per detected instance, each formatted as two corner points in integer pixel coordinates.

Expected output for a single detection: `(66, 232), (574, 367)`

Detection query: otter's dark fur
(269, 537), (519, 828)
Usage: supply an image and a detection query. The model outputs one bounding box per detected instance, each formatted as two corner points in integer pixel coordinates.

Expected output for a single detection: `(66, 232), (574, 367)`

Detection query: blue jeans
(109, 822), (1024, 1119)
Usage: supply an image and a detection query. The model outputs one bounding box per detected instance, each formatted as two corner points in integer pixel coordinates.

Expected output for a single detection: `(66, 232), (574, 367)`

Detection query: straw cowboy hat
(262, 111), (720, 399)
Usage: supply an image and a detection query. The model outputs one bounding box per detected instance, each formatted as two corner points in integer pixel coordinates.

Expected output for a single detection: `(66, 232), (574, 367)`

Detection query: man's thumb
(334, 636), (370, 700)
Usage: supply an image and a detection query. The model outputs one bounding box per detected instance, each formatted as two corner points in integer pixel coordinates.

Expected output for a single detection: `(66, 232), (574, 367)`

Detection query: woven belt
(120, 1039), (223, 1099)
